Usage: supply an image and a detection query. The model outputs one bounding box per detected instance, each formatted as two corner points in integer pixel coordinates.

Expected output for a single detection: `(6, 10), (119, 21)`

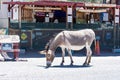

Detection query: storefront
(3, 1), (120, 51)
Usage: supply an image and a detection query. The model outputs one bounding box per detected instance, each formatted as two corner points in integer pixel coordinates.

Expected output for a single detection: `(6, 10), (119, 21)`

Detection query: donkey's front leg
(83, 56), (89, 66)
(61, 48), (65, 65)
(83, 46), (92, 66)
(88, 48), (92, 64)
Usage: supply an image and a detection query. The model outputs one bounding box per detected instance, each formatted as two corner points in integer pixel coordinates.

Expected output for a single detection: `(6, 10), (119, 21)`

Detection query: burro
(40, 29), (96, 67)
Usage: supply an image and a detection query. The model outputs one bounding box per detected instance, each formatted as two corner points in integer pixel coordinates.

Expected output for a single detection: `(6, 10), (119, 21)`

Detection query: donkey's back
(60, 29), (95, 50)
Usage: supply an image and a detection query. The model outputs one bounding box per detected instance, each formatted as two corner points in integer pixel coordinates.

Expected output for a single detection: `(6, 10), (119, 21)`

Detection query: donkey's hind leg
(67, 48), (74, 65)
(61, 48), (65, 65)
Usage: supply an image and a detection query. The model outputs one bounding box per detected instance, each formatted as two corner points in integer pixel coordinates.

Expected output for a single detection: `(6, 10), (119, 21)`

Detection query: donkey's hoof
(70, 62), (74, 66)
(70, 63), (73, 66)
(83, 63), (89, 67)
(70, 61), (74, 65)
(60, 63), (64, 66)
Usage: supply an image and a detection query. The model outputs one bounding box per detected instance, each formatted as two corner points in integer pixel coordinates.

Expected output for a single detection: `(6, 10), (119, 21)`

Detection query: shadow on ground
(6, 50), (120, 59)
(51, 64), (92, 68)
(37, 64), (92, 69)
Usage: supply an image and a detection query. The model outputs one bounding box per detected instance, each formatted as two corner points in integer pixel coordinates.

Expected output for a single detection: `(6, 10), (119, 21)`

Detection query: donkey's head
(39, 49), (55, 67)
(39, 38), (55, 67)
(46, 49), (55, 67)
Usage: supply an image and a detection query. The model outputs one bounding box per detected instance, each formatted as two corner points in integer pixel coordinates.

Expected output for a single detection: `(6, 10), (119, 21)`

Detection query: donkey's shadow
(37, 64), (92, 69)
(51, 64), (92, 68)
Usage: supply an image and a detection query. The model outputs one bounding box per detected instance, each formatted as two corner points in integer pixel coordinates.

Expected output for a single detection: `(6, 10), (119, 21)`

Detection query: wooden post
(13, 43), (19, 61)
(18, 5), (22, 48)
(114, 8), (116, 49)
(113, 7), (120, 53)
(18, 5), (22, 29)
(8, 4), (11, 34)
(114, 8), (119, 48)
(66, 6), (68, 29)
(114, 20), (116, 48)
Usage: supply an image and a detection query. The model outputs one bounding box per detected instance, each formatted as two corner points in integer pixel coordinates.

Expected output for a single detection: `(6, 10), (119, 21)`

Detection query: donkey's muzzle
(46, 61), (51, 67)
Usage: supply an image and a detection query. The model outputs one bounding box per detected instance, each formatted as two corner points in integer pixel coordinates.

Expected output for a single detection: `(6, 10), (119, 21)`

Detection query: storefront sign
(0, 35), (20, 43)
(78, 9), (107, 13)
(21, 33), (27, 40)
(20, 31), (32, 49)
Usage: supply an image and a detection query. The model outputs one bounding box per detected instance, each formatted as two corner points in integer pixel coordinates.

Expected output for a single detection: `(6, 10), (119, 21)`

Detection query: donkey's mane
(45, 33), (58, 51)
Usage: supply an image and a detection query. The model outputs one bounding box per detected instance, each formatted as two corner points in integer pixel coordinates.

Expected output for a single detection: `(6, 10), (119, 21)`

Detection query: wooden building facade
(3, 0), (120, 51)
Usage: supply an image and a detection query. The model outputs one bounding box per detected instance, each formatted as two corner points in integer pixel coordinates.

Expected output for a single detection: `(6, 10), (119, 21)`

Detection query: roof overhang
(3, 1), (84, 7)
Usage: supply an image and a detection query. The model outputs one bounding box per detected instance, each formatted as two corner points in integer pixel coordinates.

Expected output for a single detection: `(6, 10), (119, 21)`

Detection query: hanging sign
(49, 12), (54, 18)
(103, 13), (108, 21)
(67, 8), (72, 15)
(8, 12), (11, 18)
(115, 8), (119, 16)
(115, 16), (119, 23)
(67, 15), (72, 22)
(45, 17), (49, 22)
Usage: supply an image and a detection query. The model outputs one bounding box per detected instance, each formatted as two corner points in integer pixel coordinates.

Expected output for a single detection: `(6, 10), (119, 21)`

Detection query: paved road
(0, 51), (120, 80)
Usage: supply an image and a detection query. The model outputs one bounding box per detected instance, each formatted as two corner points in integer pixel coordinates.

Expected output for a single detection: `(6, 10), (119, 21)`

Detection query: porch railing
(10, 22), (101, 30)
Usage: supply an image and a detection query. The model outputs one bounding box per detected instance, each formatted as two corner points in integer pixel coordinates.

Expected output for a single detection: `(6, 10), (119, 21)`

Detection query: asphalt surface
(0, 51), (120, 80)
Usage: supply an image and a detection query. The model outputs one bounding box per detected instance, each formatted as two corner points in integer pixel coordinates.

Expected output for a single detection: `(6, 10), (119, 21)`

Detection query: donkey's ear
(39, 50), (46, 54)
